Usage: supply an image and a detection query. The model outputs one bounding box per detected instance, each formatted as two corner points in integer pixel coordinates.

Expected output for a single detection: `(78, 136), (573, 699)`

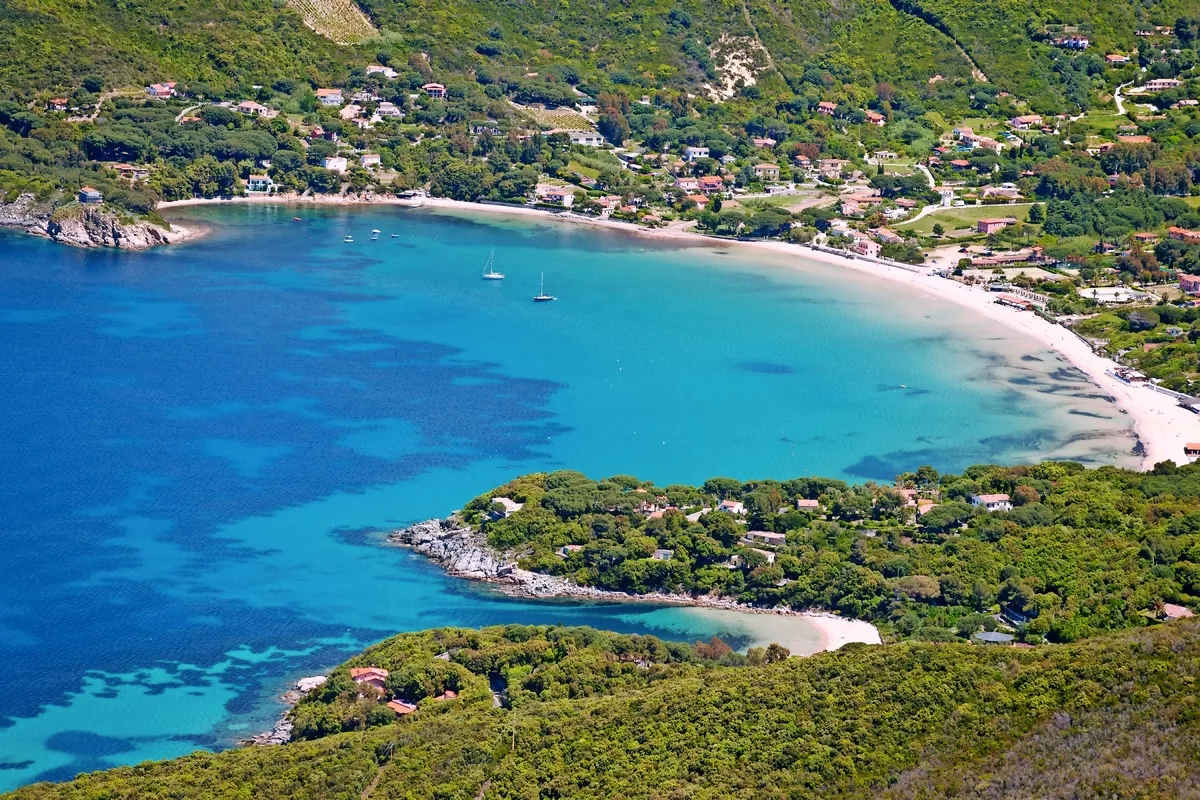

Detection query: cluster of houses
(349, 666), (457, 717)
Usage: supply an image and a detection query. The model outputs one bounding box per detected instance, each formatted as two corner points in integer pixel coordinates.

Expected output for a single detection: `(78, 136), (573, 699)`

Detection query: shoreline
(388, 519), (882, 656)
(159, 192), (1200, 469)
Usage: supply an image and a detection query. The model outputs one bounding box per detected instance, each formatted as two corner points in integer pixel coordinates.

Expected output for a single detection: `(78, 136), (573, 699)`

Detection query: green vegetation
(896, 202), (1035, 234)
(10, 620), (1200, 799)
(459, 463), (1199, 643)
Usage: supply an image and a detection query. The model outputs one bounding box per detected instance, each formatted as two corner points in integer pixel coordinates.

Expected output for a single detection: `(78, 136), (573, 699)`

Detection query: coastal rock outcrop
(388, 519), (514, 579)
(244, 675), (327, 746)
(0, 193), (183, 250)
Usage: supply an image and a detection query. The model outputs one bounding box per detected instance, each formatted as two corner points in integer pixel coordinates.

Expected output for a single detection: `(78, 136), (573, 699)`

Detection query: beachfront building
(971, 493), (1013, 512)
(536, 185), (575, 207)
(848, 231), (880, 258)
(977, 217), (1018, 235)
(246, 174), (274, 193)
(350, 666), (389, 691)
(78, 186), (103, 204)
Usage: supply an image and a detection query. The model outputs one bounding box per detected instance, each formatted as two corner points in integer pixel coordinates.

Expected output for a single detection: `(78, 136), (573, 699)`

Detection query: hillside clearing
(287, 0), (377, 44)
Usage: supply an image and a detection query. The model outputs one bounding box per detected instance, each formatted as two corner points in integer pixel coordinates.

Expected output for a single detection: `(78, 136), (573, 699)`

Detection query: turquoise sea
(0, 204), (1137, 790)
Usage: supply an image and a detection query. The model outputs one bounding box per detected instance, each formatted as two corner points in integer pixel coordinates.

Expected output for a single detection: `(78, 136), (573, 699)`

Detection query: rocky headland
(0, 193), (191, 249)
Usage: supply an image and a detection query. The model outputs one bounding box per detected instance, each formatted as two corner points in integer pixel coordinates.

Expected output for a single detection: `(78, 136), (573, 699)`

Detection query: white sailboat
(533, 272), (556, 302)
(482, 248), (505, 280)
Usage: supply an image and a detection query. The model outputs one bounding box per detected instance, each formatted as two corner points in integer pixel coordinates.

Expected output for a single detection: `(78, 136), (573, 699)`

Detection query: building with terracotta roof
(350, 666), (389, 691)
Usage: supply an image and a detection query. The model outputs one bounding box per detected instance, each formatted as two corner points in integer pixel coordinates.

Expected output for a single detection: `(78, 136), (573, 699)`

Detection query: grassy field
(895, 202), (1036, 235)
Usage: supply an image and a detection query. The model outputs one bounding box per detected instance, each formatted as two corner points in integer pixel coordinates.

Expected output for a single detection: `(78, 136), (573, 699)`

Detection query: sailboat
(533, 272), (556, 302)
(482, 248), (505, 280)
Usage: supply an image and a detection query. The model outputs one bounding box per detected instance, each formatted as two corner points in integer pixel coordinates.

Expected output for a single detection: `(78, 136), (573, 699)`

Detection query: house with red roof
(350, 666), (389, 691)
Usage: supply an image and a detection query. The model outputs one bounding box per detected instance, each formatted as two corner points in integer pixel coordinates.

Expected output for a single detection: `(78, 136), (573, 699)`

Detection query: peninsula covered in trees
(440, 462), (1200, 644)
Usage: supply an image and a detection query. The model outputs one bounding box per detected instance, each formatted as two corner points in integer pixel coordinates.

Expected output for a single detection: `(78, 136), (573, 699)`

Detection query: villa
(350, 667), (389, 691)
(864, 110), (885, 126)
(651, 549), (674, 560)
(1162, 603), (1195, 620)
(387, 699), (418, 715)
(977, 217), (1017, 235)
(971, 493), (1013, 512)
(1009, 114), (1043, 130)
(316, 88), (344, 106)
(491, 497), (524, 517)
(423, 83), (447, 99)
(236, 101), (268, 116)
(1170, 226), (1200, 244)
(536, 185), (575, 207)
(1144, 78), (1183, 92)
(817, 101), (837, 115)
(717, 499), (746, 516)
(752, 137), (777, 148)
(1106, 53), (1130, 64)
(145, 82), (177, 99)
(366, 65), (399, 79)
(246, 174), (274, 193)
(360, 153), (381, 169)
(376, 102), (402, 117)
(47, 97), (69, 111)
(743, 531), (786, 546)
(698, 175), (725, 195)
(1179, 275), (1200, 295)
(795, 498), (820, 512)
(752, 163), (780, 181)
(77, 186), (103, 204)
(323, 156), (348, 173)
(749, 548), (776, 565)
(683, 146), (709, 162)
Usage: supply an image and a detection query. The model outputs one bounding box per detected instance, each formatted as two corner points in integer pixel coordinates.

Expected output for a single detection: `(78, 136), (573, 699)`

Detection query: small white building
(683, 146), (710, 162)
(562, 130), (604, 146)
(491, 497), (524, 517)
(323, 156), (348, 173)
(717, 499), (745, 516)
(536, 185), (575, 207)
(376, 101), (402, 117)
(743, 531), (787, 546)
(366, 65), (399, 79)
(971, 493), (1013, 512)
(651, 549), (673, 561)
(360, 153), (381, 169)
(246, 174), (274, 193)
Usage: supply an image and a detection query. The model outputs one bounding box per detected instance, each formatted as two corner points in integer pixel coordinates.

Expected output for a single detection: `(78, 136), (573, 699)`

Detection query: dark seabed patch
(1068, 409), (1113, 419)
(1021, 354), (1045, 362)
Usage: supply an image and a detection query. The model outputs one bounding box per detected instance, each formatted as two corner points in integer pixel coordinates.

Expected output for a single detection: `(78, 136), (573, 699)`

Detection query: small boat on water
(390, 234), (399, 238)
(482, 248), (505, 280)
(293, 217), (301, 222)
(343, 235), (353, 243)
(371, 229), (381, 234)
(533, 272), (556, 302)
(370, 234), (379, 241)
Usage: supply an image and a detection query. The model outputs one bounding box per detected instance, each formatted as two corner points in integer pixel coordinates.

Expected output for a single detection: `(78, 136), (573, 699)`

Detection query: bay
(0, 204), (1136, 789)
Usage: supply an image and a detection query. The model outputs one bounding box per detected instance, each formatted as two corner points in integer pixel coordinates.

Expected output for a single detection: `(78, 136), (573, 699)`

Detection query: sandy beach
(160, 192), (1200, 469)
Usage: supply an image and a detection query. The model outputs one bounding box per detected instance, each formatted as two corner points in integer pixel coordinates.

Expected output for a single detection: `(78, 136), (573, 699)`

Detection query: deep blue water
(0, 205), (1137, 789)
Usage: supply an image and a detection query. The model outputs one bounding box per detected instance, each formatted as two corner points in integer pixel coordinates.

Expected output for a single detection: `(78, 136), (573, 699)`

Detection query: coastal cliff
(0, 193), (184, 250)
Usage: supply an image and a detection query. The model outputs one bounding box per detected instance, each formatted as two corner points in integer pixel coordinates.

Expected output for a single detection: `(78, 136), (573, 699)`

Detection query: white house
(683, 146), (710, 162)
(376, 101), (402, 117)
(795, 498), (820, 512)
(748, 548), (776, 565)
(651, 549), (673, 561)
(742, 531), (786, 546)
(491, 497), (524, 517)
(360, 153), (381, 169)
(366, 65), (398, 79)
(567, 130), (604, 147)
(971, 493), (1013, 512)
(717, 499), (746, 516)
(536, 185), (575, 207)
(246, 174), (274, 193)
(316, 88), (344, 106)
(323, 156), (348, 173)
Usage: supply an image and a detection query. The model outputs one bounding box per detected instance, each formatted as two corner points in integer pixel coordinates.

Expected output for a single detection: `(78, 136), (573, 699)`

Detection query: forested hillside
(9, 621), (1200, 799)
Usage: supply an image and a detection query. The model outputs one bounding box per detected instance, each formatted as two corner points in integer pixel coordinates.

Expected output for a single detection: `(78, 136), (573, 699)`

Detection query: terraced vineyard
(287, 0), (377, 44)
(510, 102), (596, 131)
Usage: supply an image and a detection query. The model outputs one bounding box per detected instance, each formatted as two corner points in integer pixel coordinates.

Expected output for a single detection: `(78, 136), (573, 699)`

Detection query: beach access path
(159, 192), (1200, 469)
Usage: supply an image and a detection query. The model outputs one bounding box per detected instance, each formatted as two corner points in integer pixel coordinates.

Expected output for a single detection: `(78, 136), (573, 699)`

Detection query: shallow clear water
(0, 205), (1136, 789)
